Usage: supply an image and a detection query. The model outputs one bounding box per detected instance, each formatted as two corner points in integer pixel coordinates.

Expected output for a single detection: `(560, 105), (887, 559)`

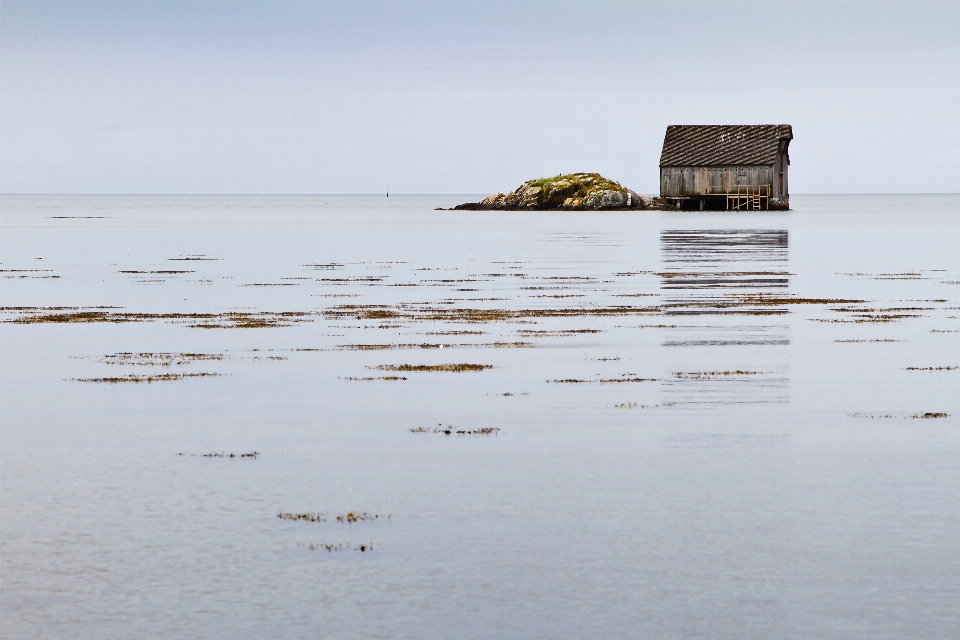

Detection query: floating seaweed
(517, 329), (603, 337)
(321, 277), (384, 283)
(904, 366), (957, 371)
(297, 542), (373, 552)
(184, 451), (260, 458)
(338, 342), (531, 351)
(600, 378), (658, 383)
(410, 424), (499, 435)
(712, 295), (865, 306)
(324, 303), (662, 323)
(95, 352), (227, 366)
(374, 364), (492, 373)
(674, 370), (760, 379)
(657, 271), (793, 278)
(810, 316), (914, 324)
(74, 373), (222, 383)
(277, 512), (389, 523)
(4, 308), (312, 328)
(119, 270), (194, 274)
(837, 271), (933, 280)
(426, 330), (485, 336)
(336, 512), (385, 523)
(278, 512), (327, 522)
(339, 344), (398, 350)
(912, 413), (949, 419)
(1, 269), (60, 280)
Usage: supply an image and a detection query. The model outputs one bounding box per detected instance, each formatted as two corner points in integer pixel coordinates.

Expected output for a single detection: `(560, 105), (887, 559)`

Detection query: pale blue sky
(2, 0), (958, 194)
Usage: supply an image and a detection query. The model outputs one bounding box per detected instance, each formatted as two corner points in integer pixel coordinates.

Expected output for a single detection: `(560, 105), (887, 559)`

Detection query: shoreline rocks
(447, 173), (661, 211)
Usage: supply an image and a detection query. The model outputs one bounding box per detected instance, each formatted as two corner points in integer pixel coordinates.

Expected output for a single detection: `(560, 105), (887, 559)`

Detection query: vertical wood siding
(660, 166), (775, 197)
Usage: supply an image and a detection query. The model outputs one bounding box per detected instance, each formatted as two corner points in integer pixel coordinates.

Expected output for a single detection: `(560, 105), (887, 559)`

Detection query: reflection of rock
(452, 173), (652, 210)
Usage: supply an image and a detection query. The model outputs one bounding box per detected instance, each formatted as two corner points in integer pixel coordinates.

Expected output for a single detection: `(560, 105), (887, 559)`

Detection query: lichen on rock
(453, 173), (650, 211)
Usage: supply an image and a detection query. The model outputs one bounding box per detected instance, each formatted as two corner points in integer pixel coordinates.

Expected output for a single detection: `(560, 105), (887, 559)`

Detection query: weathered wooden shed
(659, 125), (793, 210)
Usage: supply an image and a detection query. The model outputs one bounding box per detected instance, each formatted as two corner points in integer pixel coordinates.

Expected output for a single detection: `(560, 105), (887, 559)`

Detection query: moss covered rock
(454, 173), (646, 210)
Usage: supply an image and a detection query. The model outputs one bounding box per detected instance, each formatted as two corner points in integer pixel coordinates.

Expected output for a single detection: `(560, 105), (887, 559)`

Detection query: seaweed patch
(94, 352), (227, 366)
(297, 542), (374, 552)
(277, 512), (388, 523)
(177, 451), (260, 458)
(374, 363), (492, 372)
(904, 366), (957, 371)
(4, 308), (312, 328)
(410, 424), (499, 435)
(674, 371), (761, 379)
(74, 373), (222, 383)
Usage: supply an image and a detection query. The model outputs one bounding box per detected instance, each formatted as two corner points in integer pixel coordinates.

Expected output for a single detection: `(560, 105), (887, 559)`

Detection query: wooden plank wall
(660, 165), (776, 197)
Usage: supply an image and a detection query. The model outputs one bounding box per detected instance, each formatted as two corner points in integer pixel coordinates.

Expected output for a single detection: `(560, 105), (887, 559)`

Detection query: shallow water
(1, 194), (958, 639)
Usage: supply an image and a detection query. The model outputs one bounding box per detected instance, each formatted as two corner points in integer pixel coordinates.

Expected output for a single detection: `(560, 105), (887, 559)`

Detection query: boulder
(480, 193), (506, 210)
(519, 186), (542, 209)
(599, 190), (625, 208)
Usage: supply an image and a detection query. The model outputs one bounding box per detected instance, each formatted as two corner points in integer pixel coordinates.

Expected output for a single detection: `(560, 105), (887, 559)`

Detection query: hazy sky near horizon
(1, 0), (958, 195)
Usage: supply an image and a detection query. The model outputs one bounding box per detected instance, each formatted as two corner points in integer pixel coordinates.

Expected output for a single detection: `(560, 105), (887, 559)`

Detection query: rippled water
(2, 194), (958, 638)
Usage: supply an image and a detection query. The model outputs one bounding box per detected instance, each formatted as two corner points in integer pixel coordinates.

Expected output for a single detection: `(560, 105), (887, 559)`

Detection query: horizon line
(2, 192), (959, 197)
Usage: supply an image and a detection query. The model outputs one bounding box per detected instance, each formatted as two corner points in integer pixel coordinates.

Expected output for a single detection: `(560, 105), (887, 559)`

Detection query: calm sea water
(1, 194), (958, 639)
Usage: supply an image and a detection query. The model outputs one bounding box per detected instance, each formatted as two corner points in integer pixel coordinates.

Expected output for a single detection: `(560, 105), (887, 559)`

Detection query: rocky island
(447, 173), (659, 210)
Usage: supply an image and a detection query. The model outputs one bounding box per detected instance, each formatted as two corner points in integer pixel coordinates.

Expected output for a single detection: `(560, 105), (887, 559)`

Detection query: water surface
(2, 194), (958, 638)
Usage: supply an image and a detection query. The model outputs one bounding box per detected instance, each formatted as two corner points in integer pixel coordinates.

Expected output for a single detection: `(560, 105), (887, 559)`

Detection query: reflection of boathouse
(659, 125), (792, 210)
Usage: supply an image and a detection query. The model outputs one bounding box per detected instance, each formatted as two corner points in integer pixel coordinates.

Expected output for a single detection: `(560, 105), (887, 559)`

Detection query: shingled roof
(659, 125), (793, 167)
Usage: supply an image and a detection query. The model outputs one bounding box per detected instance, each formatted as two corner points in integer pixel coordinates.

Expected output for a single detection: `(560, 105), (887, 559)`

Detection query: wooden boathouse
(659, 124), (793, 210)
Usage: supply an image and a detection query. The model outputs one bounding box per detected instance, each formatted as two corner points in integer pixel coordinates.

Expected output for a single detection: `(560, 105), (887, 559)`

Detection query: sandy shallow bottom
(2, 194), (959, 639)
